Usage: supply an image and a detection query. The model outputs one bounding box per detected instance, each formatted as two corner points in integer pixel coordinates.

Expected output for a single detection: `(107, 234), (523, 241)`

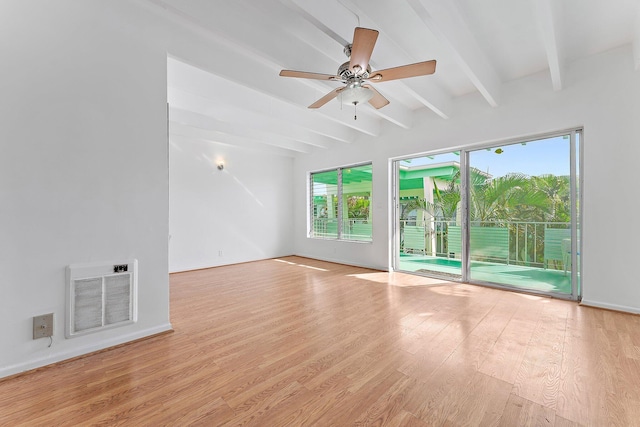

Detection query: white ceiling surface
(159, 0), (640, 157)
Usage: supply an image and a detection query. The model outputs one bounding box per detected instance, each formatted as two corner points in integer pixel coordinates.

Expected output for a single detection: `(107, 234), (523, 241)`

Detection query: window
(310, 163), (372, 241)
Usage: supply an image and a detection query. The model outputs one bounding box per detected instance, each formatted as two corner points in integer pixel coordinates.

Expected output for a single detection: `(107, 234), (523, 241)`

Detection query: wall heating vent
(66, 260), (138, 338)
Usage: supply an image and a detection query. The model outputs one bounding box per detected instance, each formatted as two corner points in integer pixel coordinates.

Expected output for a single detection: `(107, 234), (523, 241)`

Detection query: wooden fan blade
(368, 60), (436, 82)
(309, 87), (345, 109)
(363, 84), (389, 109)
(280, 70), (341, 81)
(349, 27), (379, 74)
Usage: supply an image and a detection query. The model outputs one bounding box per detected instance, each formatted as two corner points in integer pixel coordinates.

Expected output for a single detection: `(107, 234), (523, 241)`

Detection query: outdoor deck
(399, 253), (574, 295)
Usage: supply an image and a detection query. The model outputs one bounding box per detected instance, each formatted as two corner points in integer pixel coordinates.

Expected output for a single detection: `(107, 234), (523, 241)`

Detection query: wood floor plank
(444, 372), (513, 426)
(351, 374), (416, 426)
(1, 256), (639, 426)
(498, 393), (556, 426)
(395, 308), (454, 355)
(478, 316), (537, 384)
(385, 409), (431, 427)
(397, 311), (484, 381)
(403, 358), (478, 423)
(619, 331), (640, 360)
(512, 302), (567, 409)
(553, 415), (584, 427)
(310, 369), (409, 426)
(556, 324), (605, 425)
(556, 314), (637, 425)
(168, 396), (235, 427)
(220, 381), (308, 427)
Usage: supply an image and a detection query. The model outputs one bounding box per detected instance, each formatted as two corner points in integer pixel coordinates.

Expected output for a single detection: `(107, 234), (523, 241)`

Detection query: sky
(401, 135), (576, 178)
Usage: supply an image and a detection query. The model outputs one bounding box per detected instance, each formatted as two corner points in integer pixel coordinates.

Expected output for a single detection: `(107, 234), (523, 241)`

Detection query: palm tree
(432, 176), (461, 221)
(469, 173), (548, 224)
(531, 174), (570, 223)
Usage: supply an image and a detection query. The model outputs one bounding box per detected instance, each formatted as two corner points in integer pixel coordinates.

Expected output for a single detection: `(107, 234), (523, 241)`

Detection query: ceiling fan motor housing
(337, 61), (371, 80)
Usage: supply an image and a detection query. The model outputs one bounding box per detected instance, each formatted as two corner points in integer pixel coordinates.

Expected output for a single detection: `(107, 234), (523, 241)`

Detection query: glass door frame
(391, 128), (583, 301)
(390, 147), (465, 281)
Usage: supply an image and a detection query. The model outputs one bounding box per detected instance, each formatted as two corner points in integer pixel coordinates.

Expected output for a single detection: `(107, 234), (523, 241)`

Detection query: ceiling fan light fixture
(340, 85), (374, 105)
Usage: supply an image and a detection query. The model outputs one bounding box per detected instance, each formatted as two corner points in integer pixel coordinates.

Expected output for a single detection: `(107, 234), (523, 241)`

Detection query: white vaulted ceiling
(148, 0), (640, 157)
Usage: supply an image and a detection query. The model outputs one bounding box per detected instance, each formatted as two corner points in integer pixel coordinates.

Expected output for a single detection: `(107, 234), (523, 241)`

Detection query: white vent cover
(66, 260), (138, 338)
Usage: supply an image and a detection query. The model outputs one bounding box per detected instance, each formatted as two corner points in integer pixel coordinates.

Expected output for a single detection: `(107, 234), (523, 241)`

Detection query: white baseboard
(293, 252), (388, 272)
(580, 299), (640, 314)
(169, 253), (295, 274)
(0, 323), (173, 379)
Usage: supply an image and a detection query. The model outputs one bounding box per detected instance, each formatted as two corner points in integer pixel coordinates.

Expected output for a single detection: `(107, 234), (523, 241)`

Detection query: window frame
(308, 162), (373, 242)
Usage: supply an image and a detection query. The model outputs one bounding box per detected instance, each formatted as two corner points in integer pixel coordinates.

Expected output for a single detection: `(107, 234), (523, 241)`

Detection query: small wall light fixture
(217, 161), (225, 170)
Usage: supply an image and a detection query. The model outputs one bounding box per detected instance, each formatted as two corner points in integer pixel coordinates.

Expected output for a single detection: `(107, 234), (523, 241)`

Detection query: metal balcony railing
(313, 217), (573, 269)
(399, 219), (572, 269)
(312, 218), (372, 241)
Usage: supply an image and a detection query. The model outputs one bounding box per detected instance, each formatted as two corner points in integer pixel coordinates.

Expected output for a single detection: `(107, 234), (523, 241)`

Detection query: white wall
(0, 1), (171, 378)
(294, 45), (640, 314)
(169, 137), (294, 272)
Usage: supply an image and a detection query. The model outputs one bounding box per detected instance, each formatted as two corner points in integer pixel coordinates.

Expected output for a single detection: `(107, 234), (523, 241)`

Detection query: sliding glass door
(393, 152), (462, 280)
(393, 130), (582, 300)
(467, 133), (580, 297)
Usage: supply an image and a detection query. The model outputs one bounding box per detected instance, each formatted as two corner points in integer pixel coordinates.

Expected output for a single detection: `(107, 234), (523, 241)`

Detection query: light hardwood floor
(1, 256), (639, 426)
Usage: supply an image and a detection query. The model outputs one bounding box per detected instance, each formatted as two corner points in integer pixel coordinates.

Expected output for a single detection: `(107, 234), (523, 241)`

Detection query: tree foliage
(402, 172), (571, 224)
(347, 196), (370, 219)
(399, 171), (572, 264)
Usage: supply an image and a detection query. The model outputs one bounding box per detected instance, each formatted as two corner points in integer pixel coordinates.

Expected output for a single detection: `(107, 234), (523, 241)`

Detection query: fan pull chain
(354, 102), (357, 120)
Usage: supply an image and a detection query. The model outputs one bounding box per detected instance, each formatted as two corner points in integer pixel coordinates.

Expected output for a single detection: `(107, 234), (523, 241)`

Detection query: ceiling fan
(280, 27), (436, 119)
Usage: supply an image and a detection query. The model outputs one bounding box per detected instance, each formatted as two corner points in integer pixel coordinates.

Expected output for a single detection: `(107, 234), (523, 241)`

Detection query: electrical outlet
(33, 313), (54, 339)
